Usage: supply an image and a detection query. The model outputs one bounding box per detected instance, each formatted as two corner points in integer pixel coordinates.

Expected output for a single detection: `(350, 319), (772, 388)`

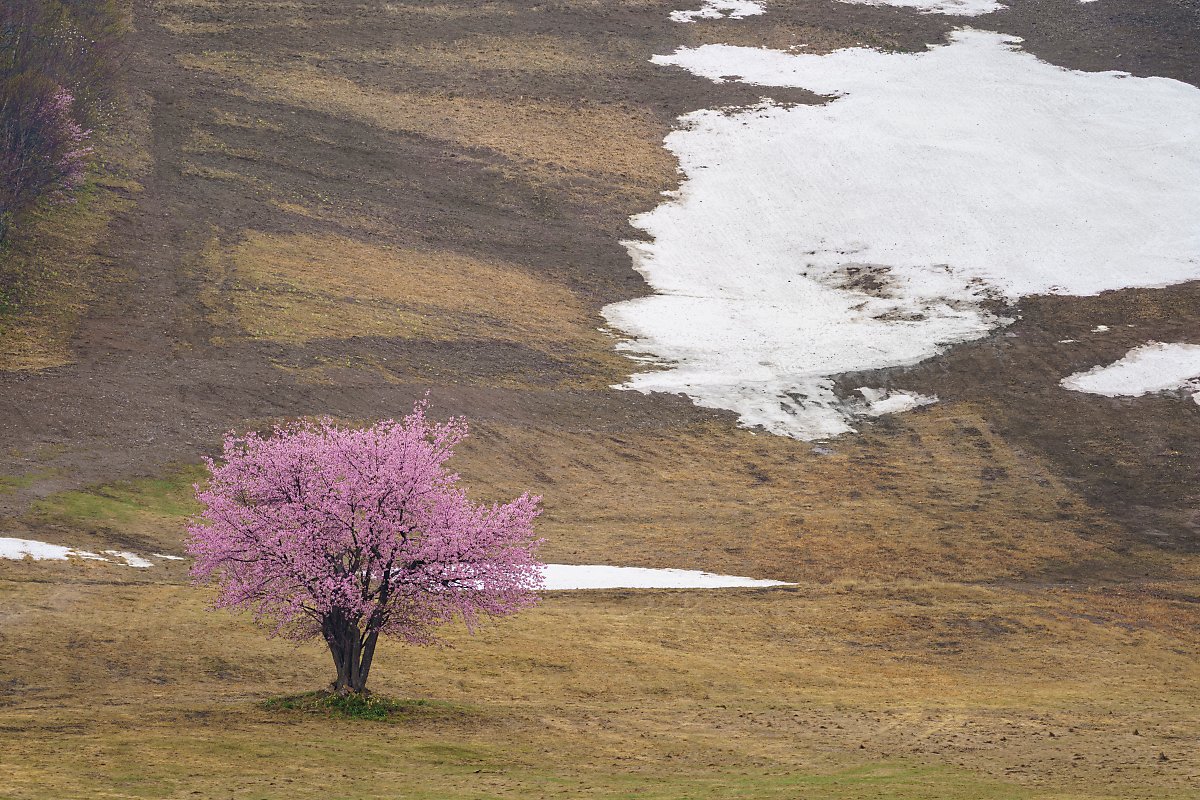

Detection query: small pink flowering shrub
(0, 0), (124, 243)
(0, 76), (92, 240)
(188, 400), (543, 695)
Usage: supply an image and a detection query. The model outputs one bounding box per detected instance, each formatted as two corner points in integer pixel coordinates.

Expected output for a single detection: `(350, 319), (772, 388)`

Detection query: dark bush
(1, 0), (125, 122)
(0, 0), (124, 243)
(0, 72), (92, 241)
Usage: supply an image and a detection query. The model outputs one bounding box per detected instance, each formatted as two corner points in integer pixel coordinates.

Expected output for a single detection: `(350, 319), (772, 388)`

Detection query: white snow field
(541, 564), (791, 590)
(0, 541), (790, 590)
(602, 30), (1200, 439)
(1060, 343), (1200, 402)
(671, 0), (765, 23)
(837, 0), (1004, 15)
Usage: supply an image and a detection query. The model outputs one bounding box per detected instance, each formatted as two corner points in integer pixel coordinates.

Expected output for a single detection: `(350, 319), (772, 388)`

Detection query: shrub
(0, 73), (91, 241)
(0, 0), (124, 243)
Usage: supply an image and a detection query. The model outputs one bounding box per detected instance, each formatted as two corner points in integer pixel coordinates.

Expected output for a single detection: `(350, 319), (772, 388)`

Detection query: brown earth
(0, 0), (1197, 797)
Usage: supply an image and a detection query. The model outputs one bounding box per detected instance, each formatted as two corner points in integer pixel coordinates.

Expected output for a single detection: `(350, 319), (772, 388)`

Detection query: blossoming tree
(187, 401), (543, 695)
(0, 77), (92, 242)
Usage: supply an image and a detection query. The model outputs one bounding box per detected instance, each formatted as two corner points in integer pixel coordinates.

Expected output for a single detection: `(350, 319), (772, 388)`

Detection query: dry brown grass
(182, 127), (263, 161)
(0, 570), (1196, 799)
(0, 183), (139, 372)
(178, 52), (676, 203)
(680, 19), (931, 55)
(179, 162), (272, 192)
(158, 0), (317, 35)
(197, 230), (630, 386)
(351, 34), (610, 76)
(0, 85), (150, 372)
(6, 408), (1193, 797)
(8, 400), (1153, 587)
(225, 232), (593, 345)
(17, 466), (203, 557)
(451, 406), (1142, 584)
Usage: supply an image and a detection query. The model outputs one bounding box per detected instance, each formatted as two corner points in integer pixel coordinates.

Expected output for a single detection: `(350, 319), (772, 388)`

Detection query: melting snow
(103, 550), (155, 568)
(0, 538), (184, 567)
(0, 543), (789, 590)
(602, 30), (1200, 440)
(857, 388), (938, 417)
(541, 564), (791, 590)
(671, 0), (765, 22)
(1060, 342), (1200, 400)
(837, 0), (1004, 15)
(0, 537), (105, 562)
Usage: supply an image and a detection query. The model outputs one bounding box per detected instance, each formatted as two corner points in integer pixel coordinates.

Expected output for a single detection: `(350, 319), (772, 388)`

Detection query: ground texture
(0, 0), (1197, 798)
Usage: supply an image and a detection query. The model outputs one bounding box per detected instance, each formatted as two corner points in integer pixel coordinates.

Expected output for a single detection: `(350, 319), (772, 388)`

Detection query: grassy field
(1, 0), (1198, 798)
(1, 458), (1197, 799)
(1, 563), (1198, 799)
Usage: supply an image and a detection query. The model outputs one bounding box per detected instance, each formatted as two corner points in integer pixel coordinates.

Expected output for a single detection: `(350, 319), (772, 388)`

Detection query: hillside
(0, 1), (1197, 798)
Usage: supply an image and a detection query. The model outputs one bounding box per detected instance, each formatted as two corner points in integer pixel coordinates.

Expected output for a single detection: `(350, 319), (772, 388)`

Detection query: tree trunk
(323, 610), (371, 695)
(358, 629), (380, 690)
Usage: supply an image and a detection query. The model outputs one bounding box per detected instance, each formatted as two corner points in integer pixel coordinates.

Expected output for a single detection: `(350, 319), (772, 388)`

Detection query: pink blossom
(0, 82), (93, 239)
(187, 399), (543, 693)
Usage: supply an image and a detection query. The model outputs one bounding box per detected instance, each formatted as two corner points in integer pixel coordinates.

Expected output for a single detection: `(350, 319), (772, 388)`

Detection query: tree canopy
(188, 401), (543, 695)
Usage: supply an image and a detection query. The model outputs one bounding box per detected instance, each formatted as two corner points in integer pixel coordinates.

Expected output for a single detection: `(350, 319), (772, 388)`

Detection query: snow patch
(837, 0), (1004, 15)
(602, 30), (1200, 440)
(104, 550), (155, 568)
(152, 553), (186, 561)
(0, 537), (104, 562)
(1060, 342), (1200, 400)
(0, 538), (174, 567)
(0, 543), (789, 590)
(671, 0), (765, 22)
(857, 388), (938, 417)
(541, 564), (791, 590)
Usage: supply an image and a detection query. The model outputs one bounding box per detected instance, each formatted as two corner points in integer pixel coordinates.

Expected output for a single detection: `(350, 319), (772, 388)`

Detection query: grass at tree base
(262, 690), (470, 722)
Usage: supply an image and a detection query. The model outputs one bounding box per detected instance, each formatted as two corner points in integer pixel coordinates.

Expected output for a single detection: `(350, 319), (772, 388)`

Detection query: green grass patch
(262, 690), (471, 723)
(29, 465), (205, 529)
(0, 471), (44, 495)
